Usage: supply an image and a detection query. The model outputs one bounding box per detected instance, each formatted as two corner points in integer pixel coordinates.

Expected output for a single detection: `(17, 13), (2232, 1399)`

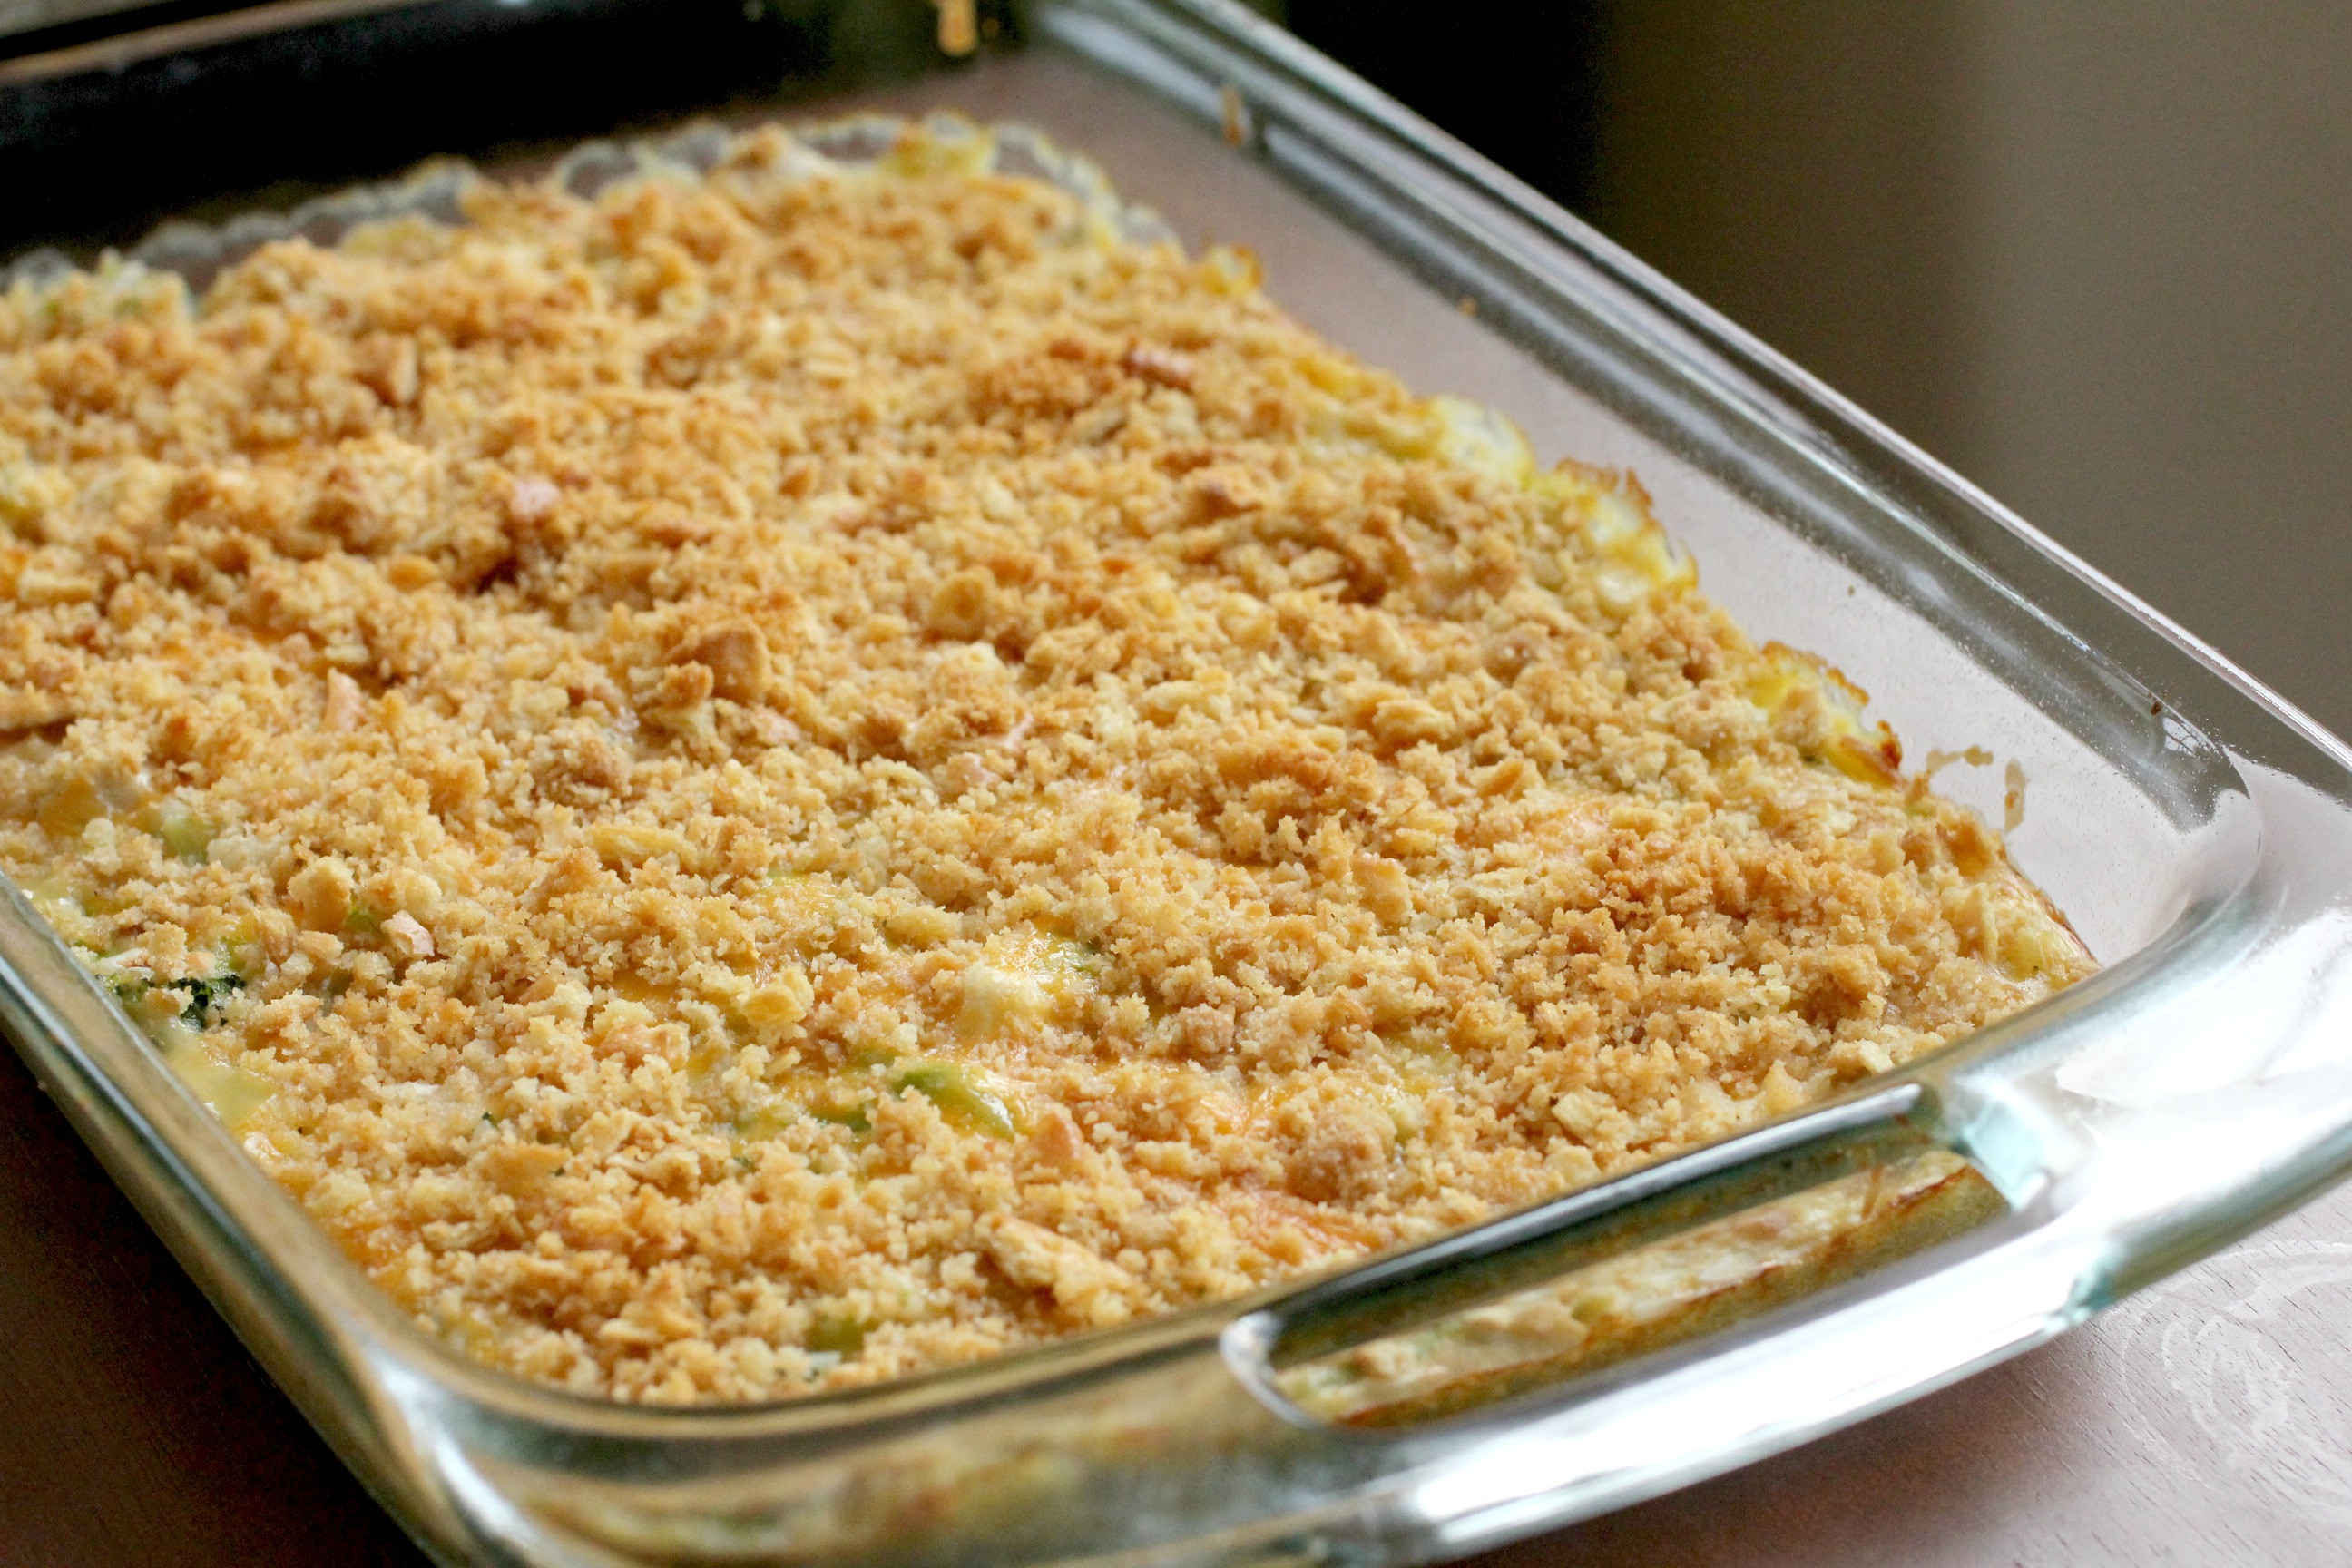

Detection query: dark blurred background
(1282, 1), (2352, 741)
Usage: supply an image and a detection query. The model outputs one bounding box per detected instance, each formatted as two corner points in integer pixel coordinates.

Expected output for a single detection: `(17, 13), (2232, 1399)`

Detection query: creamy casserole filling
(0, 121), (2088, 1402)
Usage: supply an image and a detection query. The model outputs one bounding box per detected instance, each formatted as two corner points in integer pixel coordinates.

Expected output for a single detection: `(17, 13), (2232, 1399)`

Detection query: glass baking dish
(5, 0), (2352, 1563)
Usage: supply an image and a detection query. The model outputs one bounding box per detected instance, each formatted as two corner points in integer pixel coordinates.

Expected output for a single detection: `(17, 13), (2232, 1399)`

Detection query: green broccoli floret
(177, 972), (246, 1027)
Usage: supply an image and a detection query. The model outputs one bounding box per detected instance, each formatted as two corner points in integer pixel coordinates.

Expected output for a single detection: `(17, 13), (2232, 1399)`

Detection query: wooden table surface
(5, 48), (2345, 1568)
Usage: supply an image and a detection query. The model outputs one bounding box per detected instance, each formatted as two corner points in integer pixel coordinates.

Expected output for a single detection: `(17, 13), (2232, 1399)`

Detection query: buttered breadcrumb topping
(0, 122), (2088, 1403)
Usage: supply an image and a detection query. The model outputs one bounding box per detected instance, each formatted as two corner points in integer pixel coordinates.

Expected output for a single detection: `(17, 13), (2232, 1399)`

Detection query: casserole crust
(0, 121), (2088, 1403)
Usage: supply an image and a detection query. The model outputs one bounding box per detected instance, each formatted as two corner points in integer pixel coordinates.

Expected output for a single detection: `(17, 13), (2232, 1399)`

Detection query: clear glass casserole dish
(4, 1), (2351, 1563)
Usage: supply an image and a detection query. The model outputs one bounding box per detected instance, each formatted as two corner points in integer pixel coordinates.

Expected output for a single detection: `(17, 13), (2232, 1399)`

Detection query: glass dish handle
(1224, 1081), (1945, 1389)
(417, 1080), (2083, 1567)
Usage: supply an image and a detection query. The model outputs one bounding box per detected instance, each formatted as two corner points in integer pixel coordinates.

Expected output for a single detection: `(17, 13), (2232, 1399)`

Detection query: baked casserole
(0, 119), (2089, 1405)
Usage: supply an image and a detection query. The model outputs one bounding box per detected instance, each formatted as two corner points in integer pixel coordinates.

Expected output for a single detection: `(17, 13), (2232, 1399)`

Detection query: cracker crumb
(382, 910), (435, 963)
(0, 122), (2092, 1404)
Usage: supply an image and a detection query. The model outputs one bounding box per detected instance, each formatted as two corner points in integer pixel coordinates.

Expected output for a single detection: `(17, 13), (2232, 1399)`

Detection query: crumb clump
(0, 123), (2091, 1403)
